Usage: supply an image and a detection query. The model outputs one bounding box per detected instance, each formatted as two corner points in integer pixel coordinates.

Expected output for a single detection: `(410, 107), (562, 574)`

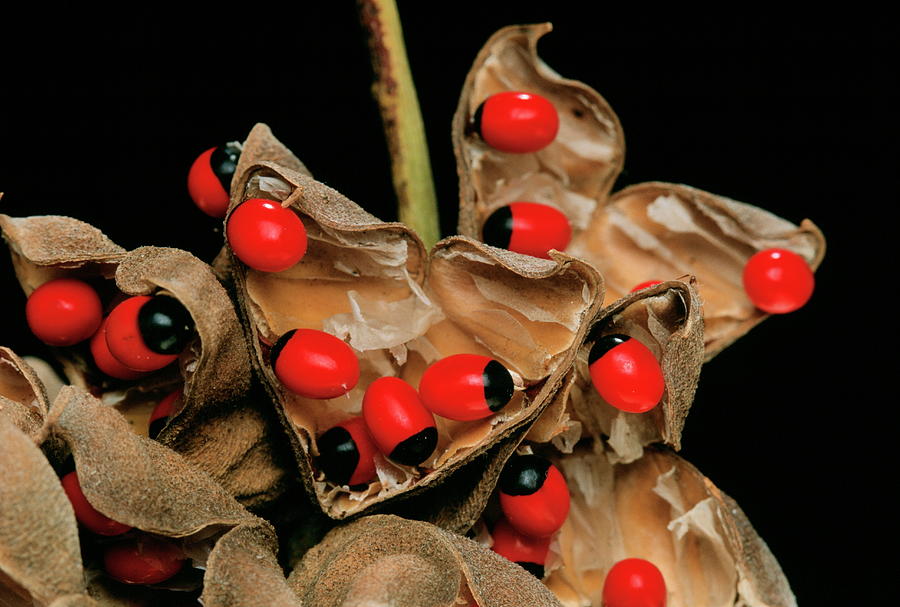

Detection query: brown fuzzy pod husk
(288, 514), (563, 607)
(227, 125), (604, 523)
(453, 24), (825, 360)
(543, 443), (795, 607)
(0, 346), (51, 439)
(0, 379), (300, 607)
(0, 214), (292, 508)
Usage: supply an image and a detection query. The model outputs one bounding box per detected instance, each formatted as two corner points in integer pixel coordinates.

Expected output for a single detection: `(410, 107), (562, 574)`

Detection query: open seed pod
(452, 23), (825, 359)
(569, 280), (704, 460)
(288, 514), (562, 607)
(0, 215), (291, 507)
(0, 380), (301, 607)
(541, 442), (794, 607)
(227, 125), (603, 521)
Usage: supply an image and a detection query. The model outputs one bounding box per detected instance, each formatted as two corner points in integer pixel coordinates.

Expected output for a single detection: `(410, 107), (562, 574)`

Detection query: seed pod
(288, 514), (562, 607)
(227, 124), (603, 521)
(570, 281), (705, 459)
(544, 445), (796, 607)
(0, 213), (290, 508)
(453, 24), (825, 359)
(0, 380), (301, 607)
(0, 346), (50, 438)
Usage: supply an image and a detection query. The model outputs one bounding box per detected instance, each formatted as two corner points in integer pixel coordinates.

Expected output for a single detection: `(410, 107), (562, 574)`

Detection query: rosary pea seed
(362, 377), (438, 467)
(105, 295), (194, 372)
(602, 558), (667, 607)
(474, 91), (559, 154)
(418, 354), (514, 421)
(499, 454), (570, 538)
(187, 143), (241, 218)
(103, 536), (186, 585)
(25, 278), (103, 347)
(60, 471), (132, 536)
(742, 248), (815, 314)
(226, 198), (307, 273)
(270, 329), (360, 399)
(588, 335), (664, 414)
(482, 202), (572, 259)
(317, 416), (377, 487)
(491, 517), (550, 579)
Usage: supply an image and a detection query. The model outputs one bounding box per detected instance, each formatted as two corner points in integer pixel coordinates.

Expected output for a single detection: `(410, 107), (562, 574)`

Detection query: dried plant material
(1, 384), (301, 606)
(453, 24), (825, 360)
(0, 214), (290, 508)
(0, 347), (50, 437)
(569, 281), (704, 458)
(544, 444), (795, 607)
(227, 125), (603, 521)
(0, 417), (87, 607)
(289, 514), (562, 607)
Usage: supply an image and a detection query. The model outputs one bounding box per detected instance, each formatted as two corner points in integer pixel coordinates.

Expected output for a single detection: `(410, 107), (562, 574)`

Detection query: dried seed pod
(288, 514), (562, 607)
(0, 381), (301, 607)
(544, 444), (796, 607)
(571, 280), (704, 458)
(0, 214), (291, 508)
(453, 24), (825, 359)
(0, 346), (50, 437)
(227, 124), (603, 521)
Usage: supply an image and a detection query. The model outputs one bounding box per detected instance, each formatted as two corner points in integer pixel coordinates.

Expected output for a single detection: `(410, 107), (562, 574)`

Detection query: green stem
(358, 0), (441, 249)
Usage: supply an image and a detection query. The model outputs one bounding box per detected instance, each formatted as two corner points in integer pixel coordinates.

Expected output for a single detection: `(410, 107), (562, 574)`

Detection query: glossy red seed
(362, 376), (437, 467)
(61, 471), (132, 536)
(103, 536), (186, 585)
(589, 335), (665, 414)
(105, 296), (178, 372)
(630, 280), (663, 292)
(499, 457), (570, 538)
(418, 354), (514, 421)
(90, 316), (151, 380)
(742, 248), (814, 314)
(478, 91), (559, 154)
(25, 278), (103, 346)
(271, 329), (360, 399)
(602, 558), (667, 607)
(482, 202), (571, 259)
(187, 147), (229, 217)
(317, 416), (378, 486)
(491, 517), (551, 568)
(226, 198), (307, 272)
(148, 389), (183, 439)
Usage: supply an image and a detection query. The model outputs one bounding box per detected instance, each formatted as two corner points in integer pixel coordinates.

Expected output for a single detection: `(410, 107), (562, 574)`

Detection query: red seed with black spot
(588, 334), (664, 414)
(270, 329), (360, 399)
(148, 389), (183, 440)
(418, 354), (514, 421)
(482, 202), (571, 259)
(187, 143), (241, 218)
(491, 517), (551, 579)
(90, 316), (151, 381)
(362, 377), (437, 467)
(26, 278), (103, 346)
(499, 454), (570, 538)
(317, 416), (378, 487)
(105, 295), (194, 373)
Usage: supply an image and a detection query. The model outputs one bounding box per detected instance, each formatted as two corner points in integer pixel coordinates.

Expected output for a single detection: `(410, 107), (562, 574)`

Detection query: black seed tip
(482, 206), (514, 250)
(588, 334), (630, 366)
(317, 426), (360, 487)
(137, 296), (195, 355)
(499, 454), (551, 496)
(517, 562), (545, 579)
(210, 143), (241, 191)
(269, 329), (297, 369)
(148, 416), (168, 440)
(389, 426), (438, 467)
(469, 100), (486, 138)
(483, 360), (514, 412)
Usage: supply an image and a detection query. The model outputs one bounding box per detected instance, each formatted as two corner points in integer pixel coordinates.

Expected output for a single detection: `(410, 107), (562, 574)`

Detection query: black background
(0, 5), (894, 604)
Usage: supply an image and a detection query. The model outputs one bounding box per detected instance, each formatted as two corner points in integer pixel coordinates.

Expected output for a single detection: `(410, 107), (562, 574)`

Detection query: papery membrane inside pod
(229, 142), (601, 518)
(544, 445), (794, 607)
